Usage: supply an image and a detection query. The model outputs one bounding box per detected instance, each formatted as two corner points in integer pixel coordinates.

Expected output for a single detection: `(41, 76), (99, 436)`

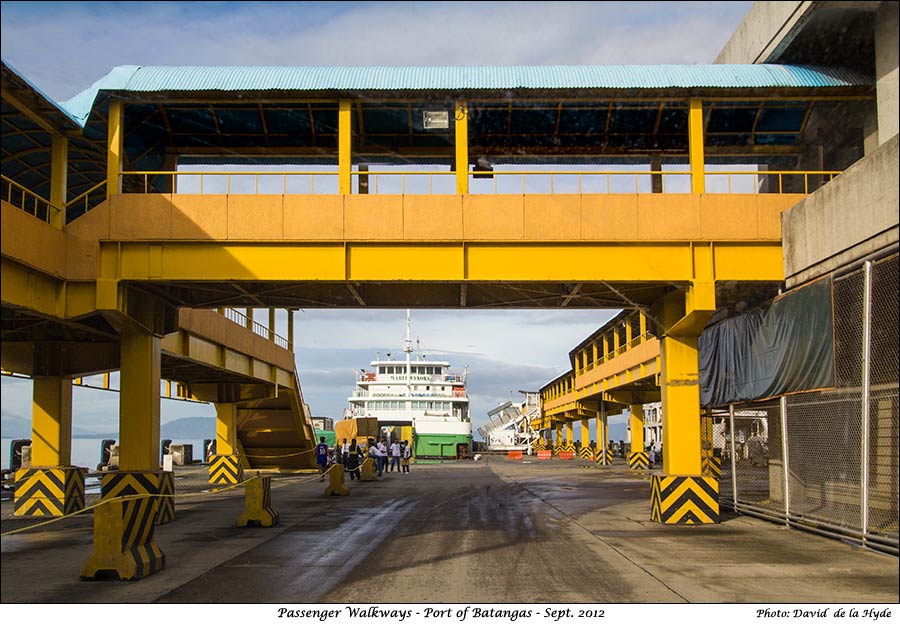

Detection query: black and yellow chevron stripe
(533, 438), (545, 452)
(578, 446), (593, 460)
(650, 475), (719, 524)
(562, 442), (577, 454)
(80, 496), (165, 581)
(237, 476), (279, 527)
(122, 497), (166, 577)
(553, 442), (562, 455)
(628, 451), (649, 470)
(101, 471), (174, 526)
(595, 447), (612, 465)
(701, 454), (723, 479)
(209, 454), (243, 485)
(14, 467), (86, 517)
(156, 471), (175, 524)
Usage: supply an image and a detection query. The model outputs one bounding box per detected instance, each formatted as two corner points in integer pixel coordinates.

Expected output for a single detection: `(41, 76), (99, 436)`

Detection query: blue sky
(0, 1), (754, 440)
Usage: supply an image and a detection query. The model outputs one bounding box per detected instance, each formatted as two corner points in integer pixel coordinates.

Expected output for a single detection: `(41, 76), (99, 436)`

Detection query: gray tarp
(699, 277), (834, 406)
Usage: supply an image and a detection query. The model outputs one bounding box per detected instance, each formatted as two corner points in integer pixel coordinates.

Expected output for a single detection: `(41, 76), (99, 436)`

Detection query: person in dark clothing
(315, 436), (329, 481)
(345, 439), (362, 480)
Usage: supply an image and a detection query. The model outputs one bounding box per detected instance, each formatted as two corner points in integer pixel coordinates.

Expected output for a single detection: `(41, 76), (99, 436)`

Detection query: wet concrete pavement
(1, 458), (897, 604)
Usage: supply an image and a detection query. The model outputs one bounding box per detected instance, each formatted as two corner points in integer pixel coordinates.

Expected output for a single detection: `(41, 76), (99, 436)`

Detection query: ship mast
(405, 309), (412, 397)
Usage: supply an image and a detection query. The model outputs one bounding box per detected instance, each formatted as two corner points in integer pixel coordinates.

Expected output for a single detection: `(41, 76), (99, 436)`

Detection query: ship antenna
(405, 309), (412, 397)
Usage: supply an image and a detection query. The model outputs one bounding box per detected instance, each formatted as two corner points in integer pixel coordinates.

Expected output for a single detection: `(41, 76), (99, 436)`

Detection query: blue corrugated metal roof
(61, 64), (870, 127)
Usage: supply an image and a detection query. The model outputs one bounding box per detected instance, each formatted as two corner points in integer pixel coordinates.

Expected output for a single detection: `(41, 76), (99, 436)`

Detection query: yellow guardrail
(1, 175), (60, 224)
(220, 307), (291, 350)
(65, 180), (106, 215)
(121, 169), (840, 196)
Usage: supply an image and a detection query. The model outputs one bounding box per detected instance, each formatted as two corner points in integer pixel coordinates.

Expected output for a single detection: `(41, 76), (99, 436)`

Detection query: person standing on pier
(390, 439), (401, 472)
(346, 439), (361, 480)
(401, 440), (412, 474)
(316, 436), (329, 481)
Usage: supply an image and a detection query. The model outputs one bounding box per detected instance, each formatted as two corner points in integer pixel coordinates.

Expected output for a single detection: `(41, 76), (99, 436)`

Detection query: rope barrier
(0, 468), (323, 537)
(238, 447), (315, 459)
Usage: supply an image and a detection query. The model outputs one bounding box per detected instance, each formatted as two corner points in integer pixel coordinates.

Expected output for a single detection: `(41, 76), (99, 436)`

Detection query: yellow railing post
(106, 100), (124, 198)
(338, 100), (352, 195)
(455, 102), (469, 194)
(689, 98), (705, 194)
(49, 135), (67, 228)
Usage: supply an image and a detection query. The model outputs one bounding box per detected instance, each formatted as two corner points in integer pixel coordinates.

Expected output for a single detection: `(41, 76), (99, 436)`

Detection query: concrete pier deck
(1, 457), (897, 604)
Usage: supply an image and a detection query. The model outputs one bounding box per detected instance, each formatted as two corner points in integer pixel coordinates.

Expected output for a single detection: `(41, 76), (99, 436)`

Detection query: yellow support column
(101, 321), (173, 525)
(651, 285), (719, 524)
(455, 101), (468, 194)
(564, 420), (574, 453)
(209, 403), (244, 485)
(596, 404), (610, 465)
(579, 419), (592, 460)
(554, 422), (562, 454)
(30, 377), (73, 467)
(14, 377), (86, 517)
(338, 100), (352, 195)
(628, 404), (648, 470)
(50, 135), (67, 228)
(689, 97), (705, 194)
(106, 99), (124, 198)
(118, 324), (161, 472)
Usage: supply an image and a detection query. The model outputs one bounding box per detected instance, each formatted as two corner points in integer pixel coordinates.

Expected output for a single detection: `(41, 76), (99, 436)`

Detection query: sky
(0, 1), (754, 441)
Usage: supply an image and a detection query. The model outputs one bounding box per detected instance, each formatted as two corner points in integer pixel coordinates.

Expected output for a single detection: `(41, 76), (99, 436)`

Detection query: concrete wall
(715, 1), (812, 64)
(782, 133), (899, 287)
(875, 1), (899, 144)
(103, 193), (798, 243)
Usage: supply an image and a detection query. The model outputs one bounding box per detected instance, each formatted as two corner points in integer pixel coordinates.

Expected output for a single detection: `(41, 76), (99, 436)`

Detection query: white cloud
(1, 1), (752, 100)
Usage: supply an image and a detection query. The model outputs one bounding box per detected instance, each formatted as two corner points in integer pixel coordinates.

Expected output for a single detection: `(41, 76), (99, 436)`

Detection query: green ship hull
(413, 432), (472, 459)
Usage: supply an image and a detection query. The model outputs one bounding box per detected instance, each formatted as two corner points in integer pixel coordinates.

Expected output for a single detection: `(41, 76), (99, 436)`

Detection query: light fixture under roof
(423, 110), (449, 130)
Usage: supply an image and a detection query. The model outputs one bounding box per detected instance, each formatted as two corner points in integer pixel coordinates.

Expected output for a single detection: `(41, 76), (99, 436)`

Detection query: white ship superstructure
(344, 311), (472, 458)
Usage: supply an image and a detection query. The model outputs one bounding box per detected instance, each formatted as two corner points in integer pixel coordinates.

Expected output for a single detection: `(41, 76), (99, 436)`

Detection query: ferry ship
(344, 311), (472, 459)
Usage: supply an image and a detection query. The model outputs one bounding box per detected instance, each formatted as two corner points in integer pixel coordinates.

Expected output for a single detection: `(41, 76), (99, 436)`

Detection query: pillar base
(324, 463), (348, 496)
(80, 496), (165, 581)
(628, 451), (649, 470)
(701, 453), (723, 479)
(595, 448), (612, 466)
(236, 476), (279, 527)
(14, 466), (86, 517)
(360, 458), (377, 481)
(100, 471), (174, 525)
(209, 454), (243, 485)
(650, 474), (719, 524)
(578, 446), (594, 460)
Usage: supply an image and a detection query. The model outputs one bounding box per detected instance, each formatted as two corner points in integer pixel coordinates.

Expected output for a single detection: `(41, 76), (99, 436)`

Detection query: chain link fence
(710, 251), (898, 555)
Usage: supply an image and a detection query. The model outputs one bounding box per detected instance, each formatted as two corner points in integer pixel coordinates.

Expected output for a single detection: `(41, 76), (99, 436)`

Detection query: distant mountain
(2, 414), (214, 441)
(161, 417), (215, 440)
(0, 415), (31, 439)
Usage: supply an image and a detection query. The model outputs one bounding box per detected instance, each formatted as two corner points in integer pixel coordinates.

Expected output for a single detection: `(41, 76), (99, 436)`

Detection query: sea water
(1, 438), (209, 471)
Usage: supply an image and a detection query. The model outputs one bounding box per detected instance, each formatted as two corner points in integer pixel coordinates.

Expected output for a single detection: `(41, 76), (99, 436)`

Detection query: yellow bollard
(80, 496), (165, 581)
(360, 457), (377, 482)
(236, 475), (279, 527)
(324, 463), (348, 496)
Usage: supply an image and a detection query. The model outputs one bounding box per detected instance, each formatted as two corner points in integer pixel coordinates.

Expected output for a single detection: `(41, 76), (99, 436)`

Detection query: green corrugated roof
(62, 64), (871, 126)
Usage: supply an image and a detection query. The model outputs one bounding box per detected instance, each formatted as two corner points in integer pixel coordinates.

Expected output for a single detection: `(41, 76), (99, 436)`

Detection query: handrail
(220, 308), (291, 351)
(0, 175), (60, 224)
(120, 169), (840, 196)
(65, 179), (107, 214)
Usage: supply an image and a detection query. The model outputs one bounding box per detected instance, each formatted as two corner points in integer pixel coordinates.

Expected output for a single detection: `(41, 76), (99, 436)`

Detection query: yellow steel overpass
(1, 61), (874, 524)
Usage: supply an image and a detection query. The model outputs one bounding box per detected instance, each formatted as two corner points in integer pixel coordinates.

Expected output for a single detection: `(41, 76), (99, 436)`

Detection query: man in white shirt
(377, 438), (388, 476)
(389, 440), (401, 472)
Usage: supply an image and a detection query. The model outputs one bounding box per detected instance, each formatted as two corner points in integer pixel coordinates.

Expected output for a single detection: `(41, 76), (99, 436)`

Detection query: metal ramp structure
(481, 395), (540, 452)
